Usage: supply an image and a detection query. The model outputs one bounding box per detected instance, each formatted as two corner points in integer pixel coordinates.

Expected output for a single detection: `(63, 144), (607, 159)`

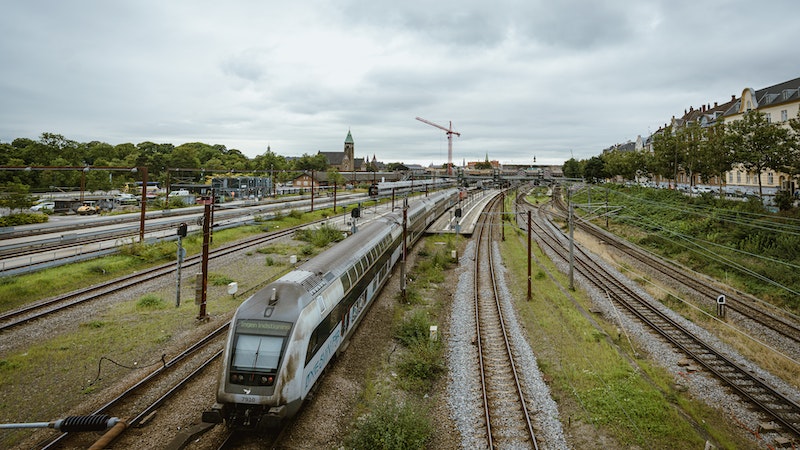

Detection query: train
(209, 187), (460, 428)
(369, 178), (456, 198)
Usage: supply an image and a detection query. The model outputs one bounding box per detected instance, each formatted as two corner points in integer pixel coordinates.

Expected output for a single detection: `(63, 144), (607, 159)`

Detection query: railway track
(518, 191), (800, 440)
(549, 189), (800, 346)
(0, 224), (303, 334)
(474, 193), (539, 449)
(38, 325), (228, 449)
(0, 194), (366, 276)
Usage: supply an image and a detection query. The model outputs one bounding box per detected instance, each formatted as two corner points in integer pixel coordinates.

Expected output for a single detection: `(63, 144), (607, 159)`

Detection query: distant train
(369, 178), (456, 198)
(210, 188), (459, 428)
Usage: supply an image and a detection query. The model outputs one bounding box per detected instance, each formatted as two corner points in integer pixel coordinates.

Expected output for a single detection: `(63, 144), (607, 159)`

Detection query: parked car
(115, 193), (138, 205)
(77, 202), (101, 215)
(30, 201), (55, 212)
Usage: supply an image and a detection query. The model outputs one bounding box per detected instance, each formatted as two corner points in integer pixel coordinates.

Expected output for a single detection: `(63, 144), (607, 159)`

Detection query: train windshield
(232, 319), (292, 372)
(232, 335), (283, 371)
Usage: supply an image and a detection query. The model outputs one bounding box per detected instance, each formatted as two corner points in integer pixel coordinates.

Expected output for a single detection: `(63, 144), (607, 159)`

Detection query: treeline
(563, 110), (800, 200)
(0, 133), (341, 193)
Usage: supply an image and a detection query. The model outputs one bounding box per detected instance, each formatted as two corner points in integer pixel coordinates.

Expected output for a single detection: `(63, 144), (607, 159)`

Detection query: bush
(0, 213), (49, 227)
(294, 224), (345, 248)
(394, 310), (431, 347)
(344, 398), (432, 450)
(397, 341), (444, 391)
(118, 241), (175, 262)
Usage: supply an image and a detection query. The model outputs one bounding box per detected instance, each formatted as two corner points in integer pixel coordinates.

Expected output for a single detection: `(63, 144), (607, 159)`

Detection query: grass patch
(293, 224), (346, 248)
(394, 310), (433, 347)
(136, 294), (168, 310)
(208, 273), (234, 286)
(499, 220), (735, 448)
(396, 341), (444, 393)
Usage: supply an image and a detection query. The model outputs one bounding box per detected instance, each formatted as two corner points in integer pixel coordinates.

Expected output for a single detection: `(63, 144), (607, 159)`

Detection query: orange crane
(415, 116), (460, 176)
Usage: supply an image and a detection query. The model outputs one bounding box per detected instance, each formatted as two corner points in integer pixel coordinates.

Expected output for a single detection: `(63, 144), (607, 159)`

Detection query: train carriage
(212, 188), (457, 427)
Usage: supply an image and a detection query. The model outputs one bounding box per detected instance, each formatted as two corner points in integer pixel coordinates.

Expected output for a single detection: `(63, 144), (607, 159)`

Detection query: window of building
(768, 173), (774, 185)
(782, 110), (788, 122)
(765, 113), (771, 123)
(736, 172), (741, 183)
(728, 172), (733, 183)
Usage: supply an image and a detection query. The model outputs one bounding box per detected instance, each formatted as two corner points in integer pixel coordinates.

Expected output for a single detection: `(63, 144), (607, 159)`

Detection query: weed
(209, 273), (234, 286)
(294, 224), (346, 248)
(394, 310), (432, 347)
(136, 294), (167, 310)
(397, 341), (443, 392)
(344, 397), (432, 450)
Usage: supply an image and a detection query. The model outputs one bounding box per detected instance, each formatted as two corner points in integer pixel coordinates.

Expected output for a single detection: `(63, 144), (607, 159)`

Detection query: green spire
(345, 130), (354, 144)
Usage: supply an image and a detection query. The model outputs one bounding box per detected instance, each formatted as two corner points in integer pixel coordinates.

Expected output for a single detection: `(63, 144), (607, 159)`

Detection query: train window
(347, 267), (357, 286)
(341, 272), (351, 292)
(232, 335), (284, 371)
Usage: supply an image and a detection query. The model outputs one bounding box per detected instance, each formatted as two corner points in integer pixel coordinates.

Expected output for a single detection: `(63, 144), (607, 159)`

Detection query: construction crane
(415, 117), (460, 176)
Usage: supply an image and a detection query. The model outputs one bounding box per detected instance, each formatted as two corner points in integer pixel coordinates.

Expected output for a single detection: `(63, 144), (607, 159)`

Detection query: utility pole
(568, 189), (575, 291)
(527, 210), (531, 301)
(139, 166), (148, 243)
(401, 198), (408, 300)
(197, 201), (211, 320)
(176, 223), (187, 307)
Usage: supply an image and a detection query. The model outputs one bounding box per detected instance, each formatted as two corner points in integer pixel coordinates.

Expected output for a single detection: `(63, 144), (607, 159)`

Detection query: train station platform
(428, 189), (500, 235)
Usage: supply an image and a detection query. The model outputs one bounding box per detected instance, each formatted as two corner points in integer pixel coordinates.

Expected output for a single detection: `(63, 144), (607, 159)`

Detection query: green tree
(583, 155), (608, 183)
(652, 125), (681, 188)
(293, 153), (328, 171)
(386, 162), (406, 172)
(783, 110), (800, 183)
(252, 148), (289, 172)
(327, 169), (346, 188)
(695, 121), (733, 197)
(562, 158), (582, 178)
(602, 149), (644, 181)
(0, 182), (33, 211)
(726, 110), (791, 201)
(678, 121), (704, 188)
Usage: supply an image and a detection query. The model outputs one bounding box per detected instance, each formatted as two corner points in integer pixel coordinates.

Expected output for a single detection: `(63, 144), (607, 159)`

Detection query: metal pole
(401, 199), (408, 300)
(176, 235), (183, 307)
(198, 202), (210, 320)
(501, 191), (505, 241)
(568, 190), (575, 291)
(333, 182), (337, 213)
(310, 169), (315, 212)
(139, 167), (147, 242)
(525, 210), (532, 300)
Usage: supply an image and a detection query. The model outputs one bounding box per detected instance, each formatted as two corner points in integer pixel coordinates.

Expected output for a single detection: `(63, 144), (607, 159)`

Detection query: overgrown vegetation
(571, 184), (800, 312)
(343, 236), (458, 448)
(501, 219), (743, 448)
(293, 223), (346, 248)
(344, 398), (432, 450)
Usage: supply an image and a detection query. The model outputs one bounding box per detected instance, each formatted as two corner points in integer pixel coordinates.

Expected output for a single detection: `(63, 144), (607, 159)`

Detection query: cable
(87, 354), (167, 386)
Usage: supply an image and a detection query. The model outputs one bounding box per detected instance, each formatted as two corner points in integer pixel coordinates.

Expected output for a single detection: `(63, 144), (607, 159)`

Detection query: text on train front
(229, 319), (292, 389)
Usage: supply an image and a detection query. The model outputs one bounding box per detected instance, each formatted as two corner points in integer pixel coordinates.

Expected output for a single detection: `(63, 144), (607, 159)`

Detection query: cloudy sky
(1, 1), (798, 166)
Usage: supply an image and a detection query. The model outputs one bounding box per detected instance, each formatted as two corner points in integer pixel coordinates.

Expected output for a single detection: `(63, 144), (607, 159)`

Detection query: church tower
(343, 130), (355, 172)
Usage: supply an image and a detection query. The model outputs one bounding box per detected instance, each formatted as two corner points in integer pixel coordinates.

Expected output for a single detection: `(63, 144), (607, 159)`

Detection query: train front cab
(215, 317), (297, 428)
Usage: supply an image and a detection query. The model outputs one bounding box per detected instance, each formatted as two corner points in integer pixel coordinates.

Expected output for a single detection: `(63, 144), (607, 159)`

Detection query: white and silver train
(210, 188), (459, 427)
